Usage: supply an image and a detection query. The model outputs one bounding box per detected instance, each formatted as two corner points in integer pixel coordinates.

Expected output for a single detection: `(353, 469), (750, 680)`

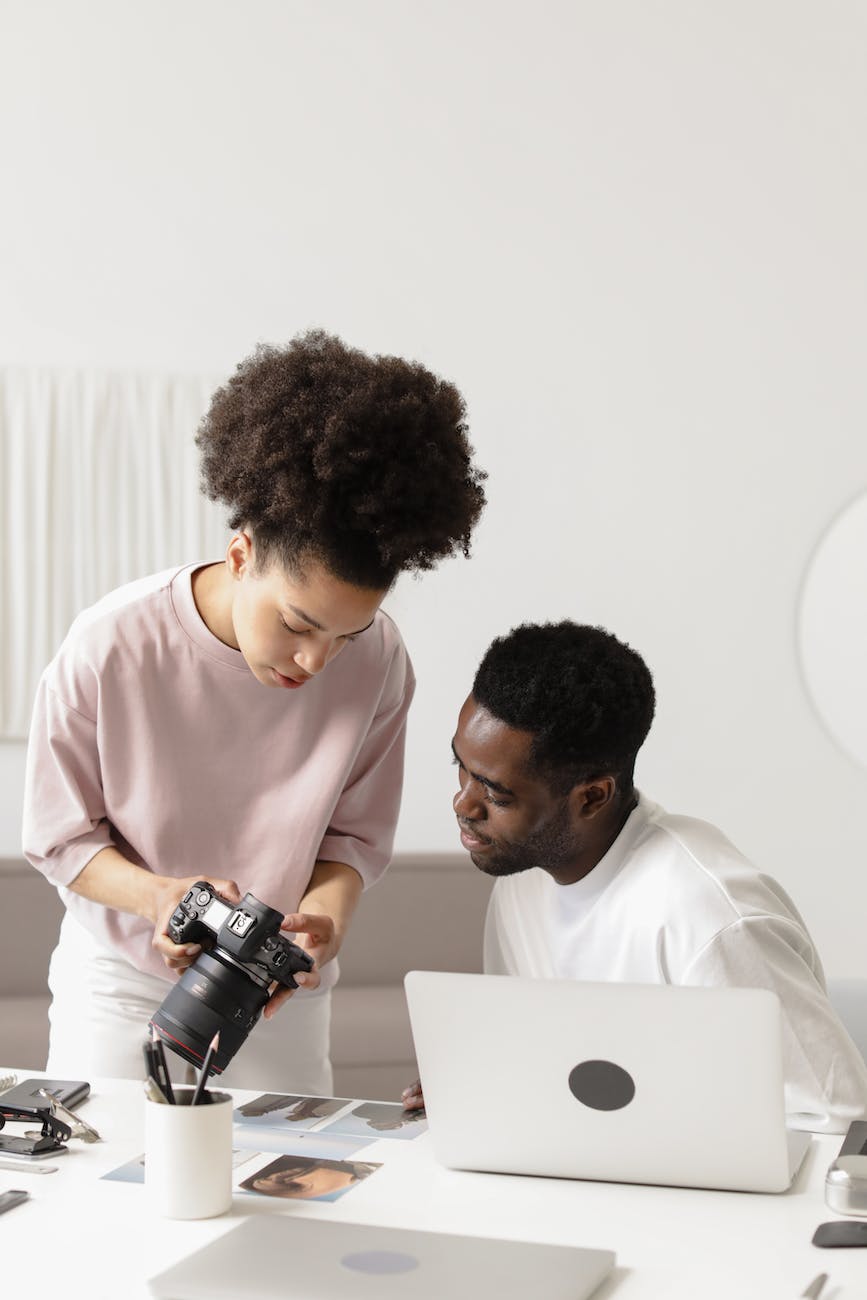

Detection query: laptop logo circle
(340, 1251), (420, 1275)
(568, 1059), (635, 1110)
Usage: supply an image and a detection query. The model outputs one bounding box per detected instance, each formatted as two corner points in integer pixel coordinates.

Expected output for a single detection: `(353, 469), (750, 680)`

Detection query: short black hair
(473, 622), (656, 794)
(196, 330), (487, 589)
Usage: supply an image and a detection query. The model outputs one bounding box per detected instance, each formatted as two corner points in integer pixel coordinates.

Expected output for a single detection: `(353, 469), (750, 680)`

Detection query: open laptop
(404, 970), (812, 1193)
(147, 1216), (615, 1300)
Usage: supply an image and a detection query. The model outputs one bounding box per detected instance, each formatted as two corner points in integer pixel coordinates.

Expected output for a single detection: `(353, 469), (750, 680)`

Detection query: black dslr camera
(150, 882), (314, 1076)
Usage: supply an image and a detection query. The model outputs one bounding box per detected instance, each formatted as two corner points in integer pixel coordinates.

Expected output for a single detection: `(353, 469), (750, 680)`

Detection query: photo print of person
(323, 1101), (427, 1140)
(235, 1093), (350, 1129)
(240, 1154), (381, 1202)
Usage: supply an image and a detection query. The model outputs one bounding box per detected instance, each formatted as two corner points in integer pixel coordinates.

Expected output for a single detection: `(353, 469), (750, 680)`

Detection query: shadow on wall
(827, 979), (867, 1066)
(798, 490), (867, 773)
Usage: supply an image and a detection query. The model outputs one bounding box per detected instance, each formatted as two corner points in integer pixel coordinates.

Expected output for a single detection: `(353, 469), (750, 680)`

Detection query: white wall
(2, 0), (866, 971)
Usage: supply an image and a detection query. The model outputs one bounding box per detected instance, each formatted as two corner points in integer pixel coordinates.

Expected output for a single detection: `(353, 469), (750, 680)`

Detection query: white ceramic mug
(144, 1085), (233, 1219)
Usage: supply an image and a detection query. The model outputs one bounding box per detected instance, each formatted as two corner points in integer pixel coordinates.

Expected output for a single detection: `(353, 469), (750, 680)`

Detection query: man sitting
(404, 621), (867, 1132)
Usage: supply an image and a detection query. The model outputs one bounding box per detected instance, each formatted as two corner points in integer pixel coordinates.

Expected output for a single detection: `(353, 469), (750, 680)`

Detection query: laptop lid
(405, 971), (809, 1193)
(147, 1215), (615, 1300)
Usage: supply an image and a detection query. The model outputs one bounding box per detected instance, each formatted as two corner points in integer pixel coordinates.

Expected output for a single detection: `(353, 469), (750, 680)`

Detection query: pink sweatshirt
(22, 564), (415, 986)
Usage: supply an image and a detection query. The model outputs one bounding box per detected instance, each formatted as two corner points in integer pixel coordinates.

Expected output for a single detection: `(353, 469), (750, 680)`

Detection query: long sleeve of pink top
(22, 564), (415, 985)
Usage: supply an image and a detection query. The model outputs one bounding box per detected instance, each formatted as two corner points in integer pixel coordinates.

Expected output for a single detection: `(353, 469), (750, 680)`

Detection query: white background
(1, 1), (865, 971)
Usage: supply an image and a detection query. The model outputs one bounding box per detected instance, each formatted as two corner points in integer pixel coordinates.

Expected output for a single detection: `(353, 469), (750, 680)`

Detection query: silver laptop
(405, 971), (811, 1193)
(147, 1215), (615, 1300)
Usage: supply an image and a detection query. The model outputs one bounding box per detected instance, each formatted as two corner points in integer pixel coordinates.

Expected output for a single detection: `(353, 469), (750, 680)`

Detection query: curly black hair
(196, 330), (487, 588)
(473, 622), (656, 794)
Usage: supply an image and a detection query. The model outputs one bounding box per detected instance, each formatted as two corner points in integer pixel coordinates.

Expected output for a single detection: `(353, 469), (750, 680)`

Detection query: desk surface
(1, 1069), (864, 1300)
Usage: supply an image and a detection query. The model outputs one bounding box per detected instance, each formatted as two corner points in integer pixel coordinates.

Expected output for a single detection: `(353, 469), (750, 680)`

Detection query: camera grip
(259, 934), (315, 987)
(167, 883), (220, 945)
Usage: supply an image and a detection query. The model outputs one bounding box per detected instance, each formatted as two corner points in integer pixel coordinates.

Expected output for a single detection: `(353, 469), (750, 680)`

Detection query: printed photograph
(234, 1093), (352, 1129)
(322, 1100), (428, 1141)
(231, 1129), (368, 1160)
(101, 1148), (257, 1185)
(239, 1153), (382, 1203)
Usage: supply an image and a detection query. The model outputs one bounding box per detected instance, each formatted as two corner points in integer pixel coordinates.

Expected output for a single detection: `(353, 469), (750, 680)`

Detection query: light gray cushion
(337, 854), (492, 986)
(1, 995), (50, 1072)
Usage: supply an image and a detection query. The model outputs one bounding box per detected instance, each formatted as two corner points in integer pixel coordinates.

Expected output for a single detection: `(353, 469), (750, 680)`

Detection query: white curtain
(0, 367), (230, 738)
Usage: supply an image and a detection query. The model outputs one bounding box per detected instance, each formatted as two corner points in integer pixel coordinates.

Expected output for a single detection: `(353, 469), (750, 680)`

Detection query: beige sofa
(0, 854), (493, 1100)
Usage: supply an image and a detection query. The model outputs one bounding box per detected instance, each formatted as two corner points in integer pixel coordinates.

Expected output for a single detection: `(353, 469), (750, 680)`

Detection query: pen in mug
(151, 1025), (176, 1104)
(191, 1031), (220, 1105)
(143, 1076), (169, 1105)
(143, 1036), (172, 1104)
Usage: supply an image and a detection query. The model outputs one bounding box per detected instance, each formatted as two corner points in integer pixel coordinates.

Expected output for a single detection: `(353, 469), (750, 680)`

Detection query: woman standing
(23, 330), (486, 1092)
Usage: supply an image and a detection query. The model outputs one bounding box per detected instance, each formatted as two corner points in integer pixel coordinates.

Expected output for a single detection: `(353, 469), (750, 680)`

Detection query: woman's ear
(226, 531), (253, 579)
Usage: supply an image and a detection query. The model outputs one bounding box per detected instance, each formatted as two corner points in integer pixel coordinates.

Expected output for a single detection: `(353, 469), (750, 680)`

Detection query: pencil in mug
(191, 1032), (220, 1105)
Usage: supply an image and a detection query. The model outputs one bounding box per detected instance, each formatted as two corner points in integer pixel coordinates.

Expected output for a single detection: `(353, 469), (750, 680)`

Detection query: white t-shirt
(484, 794), (867, 1133)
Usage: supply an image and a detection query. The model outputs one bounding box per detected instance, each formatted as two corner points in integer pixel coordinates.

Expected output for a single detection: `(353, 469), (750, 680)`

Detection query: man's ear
(568, 776), (618, 821)
(226, 531), (253, 579)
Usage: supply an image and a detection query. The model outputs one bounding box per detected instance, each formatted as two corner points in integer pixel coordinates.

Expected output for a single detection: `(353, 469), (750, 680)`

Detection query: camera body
(151, 882), (314, 1076)
(168, 883), (312, 987)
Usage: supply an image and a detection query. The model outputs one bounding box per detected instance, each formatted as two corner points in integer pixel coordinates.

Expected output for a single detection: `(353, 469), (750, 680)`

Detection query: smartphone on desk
(0, 1078), (90, 1111)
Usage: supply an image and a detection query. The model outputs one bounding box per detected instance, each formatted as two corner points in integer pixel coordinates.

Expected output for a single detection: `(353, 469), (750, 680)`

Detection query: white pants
(46, 912), (334, 1095)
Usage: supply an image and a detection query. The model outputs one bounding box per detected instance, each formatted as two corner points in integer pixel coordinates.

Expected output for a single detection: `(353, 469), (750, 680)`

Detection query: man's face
(452, 696), (582, 877)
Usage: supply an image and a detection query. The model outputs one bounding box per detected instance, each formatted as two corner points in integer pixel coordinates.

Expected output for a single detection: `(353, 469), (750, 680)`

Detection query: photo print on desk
(232, 1130), (369, 1160)
(238, 1154), (382, 1203)
(322, 1101), (428, 1140)
(101, 1148), (257, 1185)
(234, 1093), (351, 1129)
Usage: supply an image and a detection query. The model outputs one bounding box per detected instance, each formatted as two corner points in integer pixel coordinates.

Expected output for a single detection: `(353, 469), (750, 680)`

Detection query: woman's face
(227, 535), (386, 691)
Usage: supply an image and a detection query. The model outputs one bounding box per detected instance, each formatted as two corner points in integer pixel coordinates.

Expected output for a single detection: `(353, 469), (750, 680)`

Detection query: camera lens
(150, 951), (270, 1074)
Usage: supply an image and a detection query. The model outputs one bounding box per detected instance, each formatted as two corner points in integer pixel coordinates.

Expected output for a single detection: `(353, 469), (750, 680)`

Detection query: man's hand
(401, 1078), (425, 1111)
(148, 875), (242, 974)
(263, 911), (337, 1018)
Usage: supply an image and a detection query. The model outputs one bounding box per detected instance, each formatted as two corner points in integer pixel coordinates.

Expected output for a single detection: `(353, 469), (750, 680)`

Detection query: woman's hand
(148, 875), (242, 974)
(263, 911), (337, 1017)
(261, 861), (362, 1019)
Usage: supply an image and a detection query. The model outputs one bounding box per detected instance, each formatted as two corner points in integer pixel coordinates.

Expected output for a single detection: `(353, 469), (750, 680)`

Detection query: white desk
(1, 1069), (864, 1300)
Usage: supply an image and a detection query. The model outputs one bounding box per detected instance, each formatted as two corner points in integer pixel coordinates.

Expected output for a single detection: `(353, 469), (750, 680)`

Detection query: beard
(471, 799), (580, 878)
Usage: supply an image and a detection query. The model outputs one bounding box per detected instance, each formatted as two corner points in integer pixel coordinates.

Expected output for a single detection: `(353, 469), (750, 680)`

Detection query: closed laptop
(148, 1215), (615, 1300)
